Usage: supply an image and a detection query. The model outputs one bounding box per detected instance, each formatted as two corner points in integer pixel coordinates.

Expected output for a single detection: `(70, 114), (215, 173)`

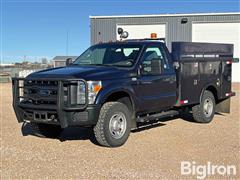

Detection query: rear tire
(31, 123), (63, 138)
(192, 90), (216, 123)
(93, 102), (131, 147)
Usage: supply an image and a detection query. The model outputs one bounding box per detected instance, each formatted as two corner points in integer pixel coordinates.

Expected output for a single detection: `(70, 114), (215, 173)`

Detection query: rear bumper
(12, 78), (100, 128)
(226, 91), (236, 97)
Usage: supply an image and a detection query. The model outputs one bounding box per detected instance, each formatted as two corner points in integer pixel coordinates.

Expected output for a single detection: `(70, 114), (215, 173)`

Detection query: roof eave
(90, 12), (240, 19)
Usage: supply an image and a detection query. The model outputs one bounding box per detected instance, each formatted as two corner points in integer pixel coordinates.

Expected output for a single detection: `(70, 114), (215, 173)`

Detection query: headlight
(87, 81), (102, 104)
(77, 82), (86, 104)
(65, 81), (86, 105)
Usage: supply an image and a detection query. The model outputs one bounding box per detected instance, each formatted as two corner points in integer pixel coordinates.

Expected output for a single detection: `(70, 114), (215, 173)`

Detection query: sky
(1, 0), (240, 63)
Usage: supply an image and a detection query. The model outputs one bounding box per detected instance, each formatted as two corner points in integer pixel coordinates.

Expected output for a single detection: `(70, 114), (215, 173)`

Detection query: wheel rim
(109, 112), (127, 139)
(203, 98), (214, 118)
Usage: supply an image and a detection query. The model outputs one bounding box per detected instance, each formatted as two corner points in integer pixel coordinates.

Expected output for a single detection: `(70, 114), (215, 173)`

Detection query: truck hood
(27, 65), (131, 80)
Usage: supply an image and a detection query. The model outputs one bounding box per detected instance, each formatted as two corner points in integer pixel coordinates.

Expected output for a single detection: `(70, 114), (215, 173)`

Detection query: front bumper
(12, 78), (100, 128)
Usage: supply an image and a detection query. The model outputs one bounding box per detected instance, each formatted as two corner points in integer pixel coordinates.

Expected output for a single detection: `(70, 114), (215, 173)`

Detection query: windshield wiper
(73, 64), (114, 67)
(90, 64), (114, 67)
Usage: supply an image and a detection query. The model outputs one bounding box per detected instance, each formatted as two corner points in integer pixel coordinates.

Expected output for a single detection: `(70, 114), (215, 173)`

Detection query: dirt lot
(0, 83), (239, 179)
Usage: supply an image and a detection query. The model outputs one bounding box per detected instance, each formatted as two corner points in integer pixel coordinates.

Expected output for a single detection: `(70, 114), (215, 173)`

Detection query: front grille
(22, 80), (58, 106)
(25, 80), (58, 86)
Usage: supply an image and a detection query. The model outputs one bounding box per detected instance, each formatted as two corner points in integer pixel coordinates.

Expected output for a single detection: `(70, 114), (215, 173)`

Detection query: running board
(136, 110), (179, 123)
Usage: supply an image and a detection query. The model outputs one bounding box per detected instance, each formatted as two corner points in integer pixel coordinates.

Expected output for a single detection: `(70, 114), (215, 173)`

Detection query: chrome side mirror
(173, 61), (180, 69)
(66, 58), (72, 66)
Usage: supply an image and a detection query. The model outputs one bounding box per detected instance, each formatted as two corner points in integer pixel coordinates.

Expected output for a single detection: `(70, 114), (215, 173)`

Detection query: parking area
(0, 83), (239, 179)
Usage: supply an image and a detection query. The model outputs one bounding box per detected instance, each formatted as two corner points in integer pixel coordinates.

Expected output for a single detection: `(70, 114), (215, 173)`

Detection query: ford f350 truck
(12, 39), (237, 147)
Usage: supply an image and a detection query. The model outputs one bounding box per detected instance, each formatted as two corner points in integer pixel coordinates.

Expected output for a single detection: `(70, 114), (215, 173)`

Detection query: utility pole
(66, 30), (69, 56)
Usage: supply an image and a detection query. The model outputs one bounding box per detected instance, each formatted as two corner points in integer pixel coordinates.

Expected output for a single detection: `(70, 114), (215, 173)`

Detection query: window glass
(146, 47), (163, 58)
(74, 44), (142, 67)
(159, 46), (171, 70)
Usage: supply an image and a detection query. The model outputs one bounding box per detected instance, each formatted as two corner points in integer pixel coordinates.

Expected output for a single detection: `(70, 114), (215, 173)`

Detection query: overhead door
(116, 24), (166, 41)
(192, 22), (240, 82)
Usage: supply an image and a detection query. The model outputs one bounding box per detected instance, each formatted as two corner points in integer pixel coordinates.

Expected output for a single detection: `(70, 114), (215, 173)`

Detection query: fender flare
(199, 83), (218, 103)
(95, 85), (138, 112)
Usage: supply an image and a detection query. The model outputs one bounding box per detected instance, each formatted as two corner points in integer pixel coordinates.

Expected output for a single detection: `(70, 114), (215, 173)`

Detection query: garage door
(192, 22), (240, 82)
(116, 24), (166, 41)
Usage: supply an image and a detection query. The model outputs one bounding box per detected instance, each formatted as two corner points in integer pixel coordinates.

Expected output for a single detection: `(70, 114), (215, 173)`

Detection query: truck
(12, 34), (237, 147)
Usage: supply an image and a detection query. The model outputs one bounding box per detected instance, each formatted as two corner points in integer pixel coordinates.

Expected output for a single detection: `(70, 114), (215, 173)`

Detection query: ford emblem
(39, 89), (51, 96)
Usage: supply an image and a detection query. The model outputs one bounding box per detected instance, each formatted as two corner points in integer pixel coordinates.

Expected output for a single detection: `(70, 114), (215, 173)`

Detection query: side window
(141, 47), (163, 75)
(159, 46), (172, 71)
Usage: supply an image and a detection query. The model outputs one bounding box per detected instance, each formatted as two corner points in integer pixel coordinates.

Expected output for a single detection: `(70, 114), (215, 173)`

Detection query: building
(41, 58), (48, 65)
(52, 56), (78, 67)
(0, 63), (15, 67)
(90, 12), (240, 82)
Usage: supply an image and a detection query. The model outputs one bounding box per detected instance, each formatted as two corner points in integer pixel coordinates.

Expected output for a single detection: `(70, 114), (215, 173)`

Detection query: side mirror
(139, 59), (162, 75)
(151, 59), (162, 74)
(66, 58), (72, 66)
(173, 61), (180, 69)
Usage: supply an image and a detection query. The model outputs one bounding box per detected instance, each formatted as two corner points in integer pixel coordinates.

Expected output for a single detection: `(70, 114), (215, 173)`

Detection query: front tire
(94, 102), (131, 147)
(192, 90), (216, 123)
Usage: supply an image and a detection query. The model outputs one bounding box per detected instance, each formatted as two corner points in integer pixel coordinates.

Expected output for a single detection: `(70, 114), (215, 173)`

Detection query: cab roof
(96, 39), (165, 46)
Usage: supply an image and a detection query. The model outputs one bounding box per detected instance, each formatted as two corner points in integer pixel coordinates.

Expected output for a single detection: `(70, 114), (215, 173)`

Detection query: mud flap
(216, 98), (231, 114)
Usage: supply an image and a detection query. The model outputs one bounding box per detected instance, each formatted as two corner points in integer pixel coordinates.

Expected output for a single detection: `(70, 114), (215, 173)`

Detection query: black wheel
(31, 123), (63, 138)
(93, 102), (131, 147)
(192, 90), (216, 123)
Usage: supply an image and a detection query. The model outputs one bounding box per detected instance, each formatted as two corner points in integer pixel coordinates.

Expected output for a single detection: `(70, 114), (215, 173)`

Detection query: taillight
(226, 92), (233, 97)
(180, 100), (189, 105)
(226, 60), (232, 65)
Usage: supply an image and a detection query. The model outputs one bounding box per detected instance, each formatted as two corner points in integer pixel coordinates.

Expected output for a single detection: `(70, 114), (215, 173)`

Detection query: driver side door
(133, 45), (177, 113)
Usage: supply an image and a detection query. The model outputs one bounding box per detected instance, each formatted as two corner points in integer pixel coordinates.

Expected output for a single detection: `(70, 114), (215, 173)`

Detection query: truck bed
(172, 42), (233, 106)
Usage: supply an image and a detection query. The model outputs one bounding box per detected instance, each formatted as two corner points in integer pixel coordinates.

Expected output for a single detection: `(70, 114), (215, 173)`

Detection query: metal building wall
(90, 14), (240, 52)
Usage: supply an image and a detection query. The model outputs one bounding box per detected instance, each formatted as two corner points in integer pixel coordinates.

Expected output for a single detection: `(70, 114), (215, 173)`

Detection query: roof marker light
(151, 33), (157, 39)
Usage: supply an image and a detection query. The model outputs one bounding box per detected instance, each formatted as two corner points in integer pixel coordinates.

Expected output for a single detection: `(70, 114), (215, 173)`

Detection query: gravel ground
(0, 83), (239, 179)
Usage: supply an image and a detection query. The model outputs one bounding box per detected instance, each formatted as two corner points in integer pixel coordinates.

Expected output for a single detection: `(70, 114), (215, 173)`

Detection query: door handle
(163, 76), (176, 83)
(140, 81), (152, 84)
(163, 77), (171, 82)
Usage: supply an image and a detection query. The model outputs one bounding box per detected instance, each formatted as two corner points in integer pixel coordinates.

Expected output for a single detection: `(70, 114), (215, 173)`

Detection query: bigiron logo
(180, 161), (236, 179)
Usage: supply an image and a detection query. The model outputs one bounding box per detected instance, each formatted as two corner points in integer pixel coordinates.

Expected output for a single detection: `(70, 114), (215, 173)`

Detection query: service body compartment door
(179, 60), (200, 104)
(199, 60), (222, 96)
(221, 60), (232, 99)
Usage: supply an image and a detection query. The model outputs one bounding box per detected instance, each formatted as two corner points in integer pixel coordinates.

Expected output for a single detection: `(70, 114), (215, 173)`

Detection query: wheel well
(206, 86), (218, 102)
(104, 92), (134, 112)
(104, 91), (136, 128)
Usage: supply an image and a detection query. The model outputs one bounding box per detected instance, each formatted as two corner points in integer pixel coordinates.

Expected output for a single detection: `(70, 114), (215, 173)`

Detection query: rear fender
(200, 83), (231, 113)
(199, 83), (219, 103)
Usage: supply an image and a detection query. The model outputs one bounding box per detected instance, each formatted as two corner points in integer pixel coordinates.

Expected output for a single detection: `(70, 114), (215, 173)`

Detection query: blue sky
(1, 0), (240, 63)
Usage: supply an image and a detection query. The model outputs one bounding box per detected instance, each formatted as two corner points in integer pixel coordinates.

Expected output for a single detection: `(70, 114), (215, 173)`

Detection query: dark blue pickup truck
(12, 39), (236, 147)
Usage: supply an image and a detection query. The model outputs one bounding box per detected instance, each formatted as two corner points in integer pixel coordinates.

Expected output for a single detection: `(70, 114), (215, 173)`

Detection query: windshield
(73, 44), (142, 67)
